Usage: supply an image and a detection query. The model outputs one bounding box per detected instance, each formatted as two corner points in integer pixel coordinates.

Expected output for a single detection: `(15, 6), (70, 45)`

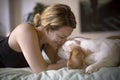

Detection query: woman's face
(48, 26), (74, 49)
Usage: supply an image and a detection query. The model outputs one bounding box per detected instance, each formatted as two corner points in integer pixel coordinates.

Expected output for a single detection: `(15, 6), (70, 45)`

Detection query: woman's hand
(56, 59), (67, 64)
(46, 59), (67, 70)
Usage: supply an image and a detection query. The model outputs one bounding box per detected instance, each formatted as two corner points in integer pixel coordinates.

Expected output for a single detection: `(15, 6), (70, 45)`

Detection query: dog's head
(62, 39), (86, 69)
(62, 39), (80, 52)
(58, 38), (86, 69)
(67, 46), (86, 69)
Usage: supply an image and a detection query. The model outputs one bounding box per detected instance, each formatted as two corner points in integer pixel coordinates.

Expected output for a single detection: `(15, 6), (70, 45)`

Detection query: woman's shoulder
(10, 23), (37, 39)
(17, 23), (34, 29)
(14, 23), (35, 33)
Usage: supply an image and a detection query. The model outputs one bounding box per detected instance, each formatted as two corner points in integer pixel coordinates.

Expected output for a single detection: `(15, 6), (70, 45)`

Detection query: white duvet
(0, 67), (120, 80)
(0, 51), (120, 80)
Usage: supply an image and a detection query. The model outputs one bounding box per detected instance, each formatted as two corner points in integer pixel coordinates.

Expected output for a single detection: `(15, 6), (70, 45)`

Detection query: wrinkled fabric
(0, 67), (120, 80)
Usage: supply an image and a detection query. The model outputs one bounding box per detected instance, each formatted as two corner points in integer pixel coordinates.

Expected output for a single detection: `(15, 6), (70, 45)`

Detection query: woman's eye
(57, 35), (64, 39)
(56, 33), (67, 40)
(60, 36), (65, 39)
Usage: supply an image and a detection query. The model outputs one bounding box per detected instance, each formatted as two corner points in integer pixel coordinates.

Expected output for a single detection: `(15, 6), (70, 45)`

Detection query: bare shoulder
(15, 23), (34, 32)
(11, 23), (36, 37)
(8, 23), (37, 51)
(9, 23), (37, 44)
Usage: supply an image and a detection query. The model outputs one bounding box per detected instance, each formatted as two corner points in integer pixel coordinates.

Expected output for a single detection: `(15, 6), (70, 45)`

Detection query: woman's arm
(47, 60), (67, 70)
(44, 44), (67, 70)
(12, 23), (66, 73)
(13, 24), (48, 73)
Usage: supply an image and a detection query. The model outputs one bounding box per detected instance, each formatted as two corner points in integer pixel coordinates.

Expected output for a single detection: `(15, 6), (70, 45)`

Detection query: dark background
(80, 0), (120, 32)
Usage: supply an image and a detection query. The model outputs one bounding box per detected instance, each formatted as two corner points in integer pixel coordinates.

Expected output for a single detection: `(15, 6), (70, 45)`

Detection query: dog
(57, 37), (120, 73)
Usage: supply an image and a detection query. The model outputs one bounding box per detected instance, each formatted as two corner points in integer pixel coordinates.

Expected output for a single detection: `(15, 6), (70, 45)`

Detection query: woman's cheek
(53, 37), (60, 47)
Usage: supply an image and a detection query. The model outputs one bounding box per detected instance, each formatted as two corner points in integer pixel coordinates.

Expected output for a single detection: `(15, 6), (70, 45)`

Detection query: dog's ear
(67, 48), (77, 69)
(68, 43), (75, 52)
(67, 47), (86, 69)
(68, 40), (81, 52)
(67, 43), (75, 53)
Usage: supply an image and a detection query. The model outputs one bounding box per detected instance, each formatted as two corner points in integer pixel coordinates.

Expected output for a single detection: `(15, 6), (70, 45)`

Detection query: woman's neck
(36, 27), (49, 46)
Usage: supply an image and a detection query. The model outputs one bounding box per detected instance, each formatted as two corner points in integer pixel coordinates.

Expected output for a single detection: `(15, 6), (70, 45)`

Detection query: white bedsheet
(0, 67), (120, 80)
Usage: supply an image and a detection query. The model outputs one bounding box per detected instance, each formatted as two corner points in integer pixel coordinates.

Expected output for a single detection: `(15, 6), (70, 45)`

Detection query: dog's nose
(67, 61), (78, 69)
(67, 60), (85, 69)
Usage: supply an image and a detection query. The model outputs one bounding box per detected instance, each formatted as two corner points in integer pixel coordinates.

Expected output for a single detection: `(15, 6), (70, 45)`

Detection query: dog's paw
(85, 65), (98, 74)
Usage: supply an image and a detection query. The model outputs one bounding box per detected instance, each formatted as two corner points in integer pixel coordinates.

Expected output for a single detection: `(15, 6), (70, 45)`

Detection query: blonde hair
(33, 4), (76, 30)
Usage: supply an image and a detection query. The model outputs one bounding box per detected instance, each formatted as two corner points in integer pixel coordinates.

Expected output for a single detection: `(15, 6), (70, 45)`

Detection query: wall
(0, 0), (10, 36)
(9, 0), (22, 31)
(1, 0), (120, 38)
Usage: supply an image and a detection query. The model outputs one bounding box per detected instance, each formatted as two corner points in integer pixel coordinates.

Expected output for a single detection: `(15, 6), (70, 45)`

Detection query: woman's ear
(33, 13), (41, 27)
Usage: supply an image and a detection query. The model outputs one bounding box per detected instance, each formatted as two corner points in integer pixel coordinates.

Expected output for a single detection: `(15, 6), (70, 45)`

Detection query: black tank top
(0, 37), (29, 68)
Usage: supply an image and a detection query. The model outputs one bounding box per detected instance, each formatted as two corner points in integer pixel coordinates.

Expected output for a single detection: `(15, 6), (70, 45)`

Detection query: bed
(0, 67), (120, 80)
(0, 50), (120, 80)
(0, 36), (120, 80)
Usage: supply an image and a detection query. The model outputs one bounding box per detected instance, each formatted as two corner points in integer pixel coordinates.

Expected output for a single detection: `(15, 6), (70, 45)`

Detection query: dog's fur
(58, 37), (120, 73)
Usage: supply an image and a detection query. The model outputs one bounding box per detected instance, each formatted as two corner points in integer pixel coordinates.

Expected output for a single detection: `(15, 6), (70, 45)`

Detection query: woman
(0, 4), (76, 73)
